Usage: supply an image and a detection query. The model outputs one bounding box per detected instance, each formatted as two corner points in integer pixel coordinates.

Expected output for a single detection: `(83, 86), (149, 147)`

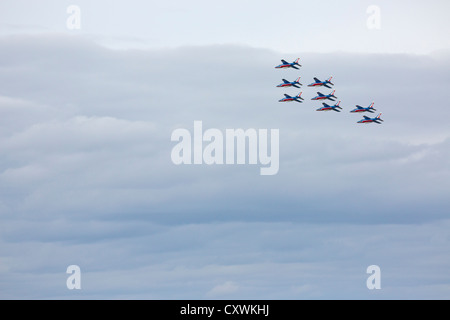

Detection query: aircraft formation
(275, 58), (384, 124)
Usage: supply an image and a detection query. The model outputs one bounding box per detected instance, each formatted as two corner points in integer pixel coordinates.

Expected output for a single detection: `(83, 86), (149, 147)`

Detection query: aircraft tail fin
(294, 58), (301, 66)
(328, 76), (333, 82)
(336, 100), (341, 107)
(296, 76), (301, 83)
(370, 102), (375, 109)
(331, 90), (335, 96)
(297, 92), (303, 98)
(376, 113), (382, 119)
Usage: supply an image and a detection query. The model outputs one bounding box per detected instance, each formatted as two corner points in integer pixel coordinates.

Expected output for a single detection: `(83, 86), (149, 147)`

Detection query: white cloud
(206, 281), (239, 297)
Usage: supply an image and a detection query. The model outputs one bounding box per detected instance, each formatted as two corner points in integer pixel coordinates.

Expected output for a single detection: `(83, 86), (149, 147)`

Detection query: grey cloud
(0, 34), (449, 299)
(1, 220), (449, 299)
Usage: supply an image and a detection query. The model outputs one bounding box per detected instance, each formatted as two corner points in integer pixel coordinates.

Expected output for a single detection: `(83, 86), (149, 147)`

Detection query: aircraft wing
(282, 79), (290, 83)
(284, 94), (291, 98)
(322, 103), (330, 107)
(291, 66), (299, 69)
(292, 84), (300, 88)
(363, 116), (371, 120)
(323, 84), (331, 88)
(313, 77), (321, 83)
(281, 59), (289, 64)
(355, 105), (363, 109)
(317, 92), (324, 96)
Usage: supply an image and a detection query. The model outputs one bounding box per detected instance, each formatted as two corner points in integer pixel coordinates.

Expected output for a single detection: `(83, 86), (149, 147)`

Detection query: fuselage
(350, 108), (373, 113)
(312, 91), (335, 101)
(317, 106), (333, 111)
(358, 115), (382, 124)
(277, 83), (295, 88)
(351, 103), (375, 113)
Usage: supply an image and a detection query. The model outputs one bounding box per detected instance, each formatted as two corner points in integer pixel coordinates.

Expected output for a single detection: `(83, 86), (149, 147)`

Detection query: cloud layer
(0, 34), (449, 299)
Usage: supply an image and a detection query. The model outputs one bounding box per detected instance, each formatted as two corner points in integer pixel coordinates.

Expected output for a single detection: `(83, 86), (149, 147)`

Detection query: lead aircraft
(311, 90), (337, 101)
(316, 101), (342, 112)
(275, 58), (302, 69)
(277, 77), (302, 88)
(350, 102), (376, 113)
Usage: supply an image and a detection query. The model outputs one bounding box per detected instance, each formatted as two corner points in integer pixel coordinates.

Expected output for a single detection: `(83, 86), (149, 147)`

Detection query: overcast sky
(0, 1), (449, 299)
(1, 0), (450, 53)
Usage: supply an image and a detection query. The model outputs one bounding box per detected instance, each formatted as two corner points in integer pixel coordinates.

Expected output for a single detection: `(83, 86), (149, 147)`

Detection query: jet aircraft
(275, 58), (302, 69)
(277, 77), (302, 88)
(316, 101), (342, 112)
(357, 113), (383, 124)
(308, 76), (334, 88)
(350, 102), (376, 113)
(279, 92), (304, 103)
(311, 90), (337, 101)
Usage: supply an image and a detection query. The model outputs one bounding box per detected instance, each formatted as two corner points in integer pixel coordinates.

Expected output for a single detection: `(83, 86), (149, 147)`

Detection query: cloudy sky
(0, 1), (449, 299)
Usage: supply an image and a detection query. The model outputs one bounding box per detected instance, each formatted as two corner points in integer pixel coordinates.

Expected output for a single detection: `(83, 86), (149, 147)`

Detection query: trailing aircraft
(277, 77), (302, 88)
(279, 92), (304, 103)
(311, 90), (337, 101)
(350, 102), (376, 113)
(357, 113), (383, 124)
(316, 101), (342, 112)
(308, 76), (334, 88)
(275, 58), (301, 69)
